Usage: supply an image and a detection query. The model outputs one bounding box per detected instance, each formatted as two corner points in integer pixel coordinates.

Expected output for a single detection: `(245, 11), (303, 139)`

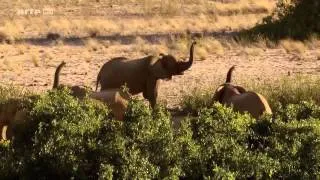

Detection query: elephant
(213, 65), (272, 119)
(0, 98), (29, 141)
(53, 61), (130, 120)
(53, 61), (88, 99)
(89, 90), (129, 120)
(96, 41), (197, 108)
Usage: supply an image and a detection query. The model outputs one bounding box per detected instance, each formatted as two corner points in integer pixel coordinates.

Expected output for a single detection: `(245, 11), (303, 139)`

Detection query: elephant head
(149, 41), (196, 79)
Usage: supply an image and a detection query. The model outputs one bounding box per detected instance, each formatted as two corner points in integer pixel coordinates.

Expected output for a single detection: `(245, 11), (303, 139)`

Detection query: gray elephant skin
(96, 41), (196, 108)
(214, 65), (272, 119)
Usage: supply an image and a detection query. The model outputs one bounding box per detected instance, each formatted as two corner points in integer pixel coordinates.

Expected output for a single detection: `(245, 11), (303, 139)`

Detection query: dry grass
(305, 35), (320, 49)
(164, 37), (224, 60)
(212, 0), (275, 15)
(3, 0), (274, 17)
(241, 47), (264, 56)
(84, 38), (100, 52)
(0, 21), (22, 42)
(132, 37), (151, 54)
(47, 18), (72, 36)
(316, 50), (320, 60)
(0, 0), (274, 41)
(5, 14), (265, 39)
(31, 54), (39, 67)
(280, 39), (307, 54)
(192, 38), (225, 60)
(83, 51), (92, 63)
(202, 38), (225, 56)
(3, 58), (12, 71)
(16, 44), (26, 55)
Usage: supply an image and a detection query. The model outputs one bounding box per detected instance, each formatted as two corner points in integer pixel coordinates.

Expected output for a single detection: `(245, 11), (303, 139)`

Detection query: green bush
(178, 102), (320, 179)
(181, 88), (213, 115)
(241, 0), (320, 40)
(0, 89), (180, 179)
(1, 86), (320, 178)
(179, 103), (279, 179)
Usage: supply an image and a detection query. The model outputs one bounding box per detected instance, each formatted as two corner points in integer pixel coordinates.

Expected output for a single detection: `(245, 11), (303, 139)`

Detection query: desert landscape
(1, 0), (319, 109)
(1, 0), (320, 179)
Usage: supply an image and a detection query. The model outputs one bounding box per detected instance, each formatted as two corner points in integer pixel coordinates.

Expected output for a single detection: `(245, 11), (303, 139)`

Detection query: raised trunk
(178, 41), (196, 73)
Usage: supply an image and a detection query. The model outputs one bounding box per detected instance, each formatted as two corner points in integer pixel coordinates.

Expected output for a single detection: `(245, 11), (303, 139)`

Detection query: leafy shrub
(0, 141), (20, 179)
(179, 82), (320, 178)
(260, 118), (320, 179)
(241, 0), (320, 40)
(0, 89), (180, 179)
(13, 89), (110, 179)
(181, 88), (214, 115)
(179, 102), (320, 178)
(1, 86), (320, 179)
(275, 101), (320, 122)
(179, 103), (279, 179)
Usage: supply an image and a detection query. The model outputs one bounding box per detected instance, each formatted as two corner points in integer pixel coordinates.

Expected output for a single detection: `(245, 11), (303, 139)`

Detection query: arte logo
(16, 8), (54, 16)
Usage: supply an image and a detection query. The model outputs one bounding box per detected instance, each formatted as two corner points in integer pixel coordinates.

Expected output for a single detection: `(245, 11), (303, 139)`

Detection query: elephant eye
(160, 58), (168, 69)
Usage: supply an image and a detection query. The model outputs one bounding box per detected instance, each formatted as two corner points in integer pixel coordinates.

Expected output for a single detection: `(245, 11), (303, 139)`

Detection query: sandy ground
(0, 42), (319, 109)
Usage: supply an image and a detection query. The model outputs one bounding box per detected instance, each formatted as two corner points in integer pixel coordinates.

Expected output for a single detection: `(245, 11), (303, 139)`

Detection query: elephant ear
(213, 85), (225, 102)
(235, 86), (246, 93)
(148, 55), (171, 79)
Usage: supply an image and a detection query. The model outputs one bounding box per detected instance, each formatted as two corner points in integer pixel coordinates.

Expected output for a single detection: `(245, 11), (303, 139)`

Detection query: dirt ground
(0, 42), (319, 109)
(0, 0), (319, 109)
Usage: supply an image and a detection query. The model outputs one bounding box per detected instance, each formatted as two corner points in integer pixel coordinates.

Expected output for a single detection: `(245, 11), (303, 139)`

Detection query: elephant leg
(143, 79), (159, 109)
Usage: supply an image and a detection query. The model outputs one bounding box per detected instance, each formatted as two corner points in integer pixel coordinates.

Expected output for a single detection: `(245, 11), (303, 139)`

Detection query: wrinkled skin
(96, 41), (196, 108)
(213, 66), (272, 119)
(53, 61), (130, 120)
(0, 98), (29, 140)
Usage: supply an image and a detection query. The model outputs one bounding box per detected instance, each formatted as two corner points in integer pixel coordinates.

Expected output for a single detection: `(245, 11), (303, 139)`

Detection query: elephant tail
(226, 65), (236, 83)
(53, 61), (66, 89)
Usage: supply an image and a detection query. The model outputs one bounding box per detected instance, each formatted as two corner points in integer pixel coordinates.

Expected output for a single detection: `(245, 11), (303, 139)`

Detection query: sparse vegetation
(280, 39), (307, 54)
(246, 75), (320, 109)
(0, 0), (320, 178)
(0, 0), (272, 41)
(182, 75), (320, 115)
(84, 38), (100, 52)
(31, 54), (39, 67)
(241, 47), (264, 56)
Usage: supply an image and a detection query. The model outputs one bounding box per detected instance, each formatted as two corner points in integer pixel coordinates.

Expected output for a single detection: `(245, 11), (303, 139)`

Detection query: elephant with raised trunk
(213, 65), (272, 119)
(96, 41), (197, 108)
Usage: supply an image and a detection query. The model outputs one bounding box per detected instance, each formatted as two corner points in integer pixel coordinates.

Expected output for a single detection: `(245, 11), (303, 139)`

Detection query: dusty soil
(0, 0), (316, 110)
(0, 41), (319, 109)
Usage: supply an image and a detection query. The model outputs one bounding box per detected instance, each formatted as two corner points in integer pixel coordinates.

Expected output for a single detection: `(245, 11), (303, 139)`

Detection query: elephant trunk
(177, 41), (196, 73)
